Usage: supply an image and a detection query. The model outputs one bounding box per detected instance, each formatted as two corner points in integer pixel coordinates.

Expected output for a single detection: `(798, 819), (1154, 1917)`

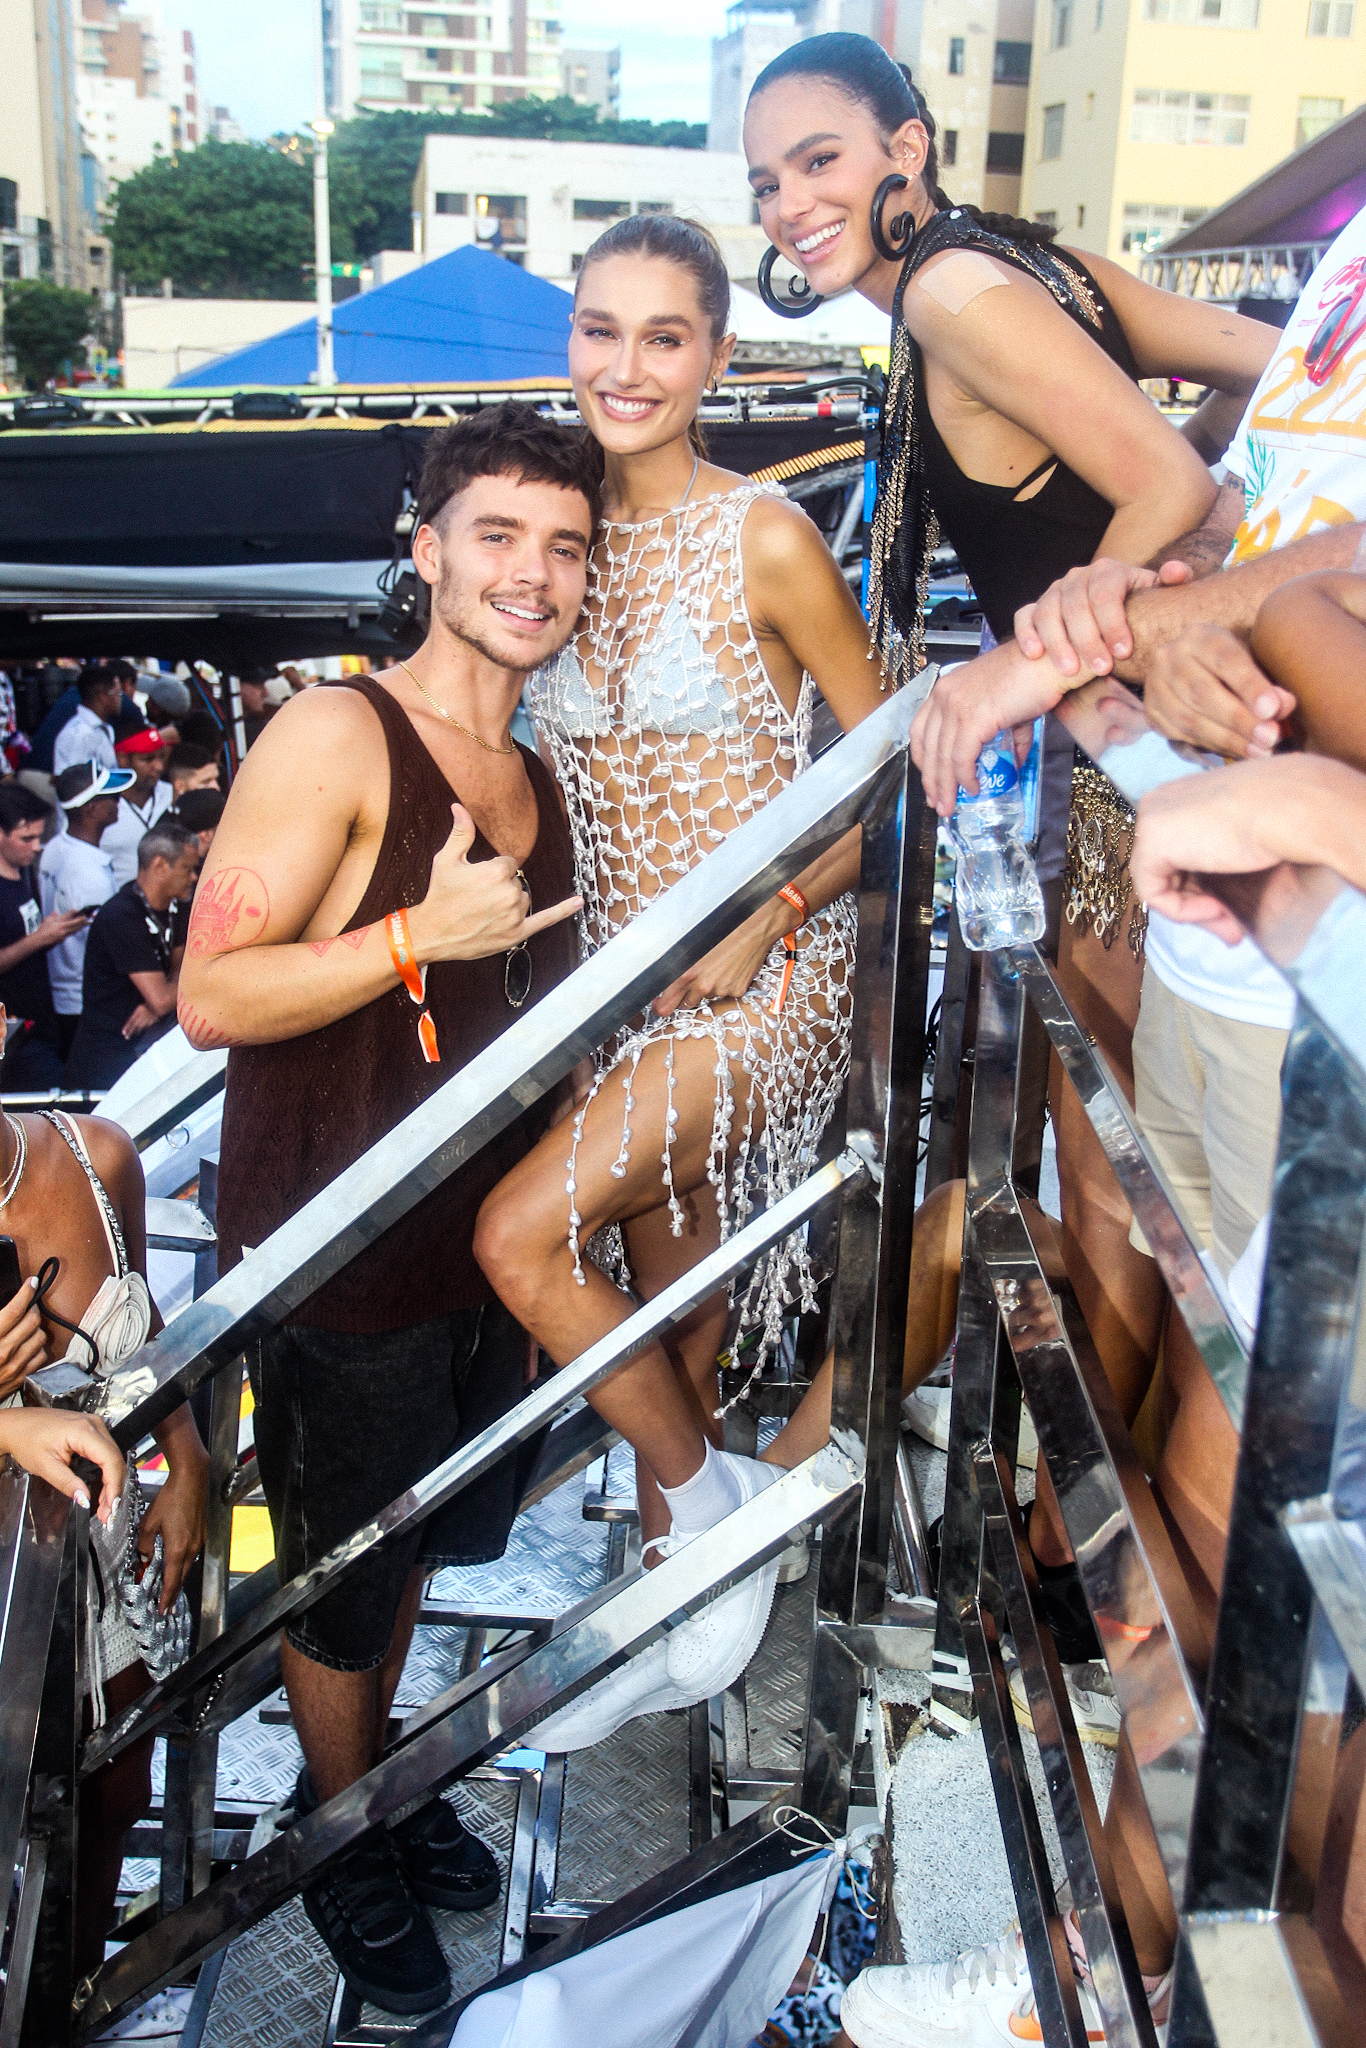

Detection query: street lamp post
(310, 116), (336, 386)
(311, 5), (335, 387)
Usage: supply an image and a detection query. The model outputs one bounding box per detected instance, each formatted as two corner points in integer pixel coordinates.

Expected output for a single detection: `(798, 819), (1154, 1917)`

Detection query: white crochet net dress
(528, 482), (859, 1367)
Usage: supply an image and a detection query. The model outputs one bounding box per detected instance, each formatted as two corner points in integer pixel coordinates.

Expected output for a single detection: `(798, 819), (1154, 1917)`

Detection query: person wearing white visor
(38, 762), (136, 1058)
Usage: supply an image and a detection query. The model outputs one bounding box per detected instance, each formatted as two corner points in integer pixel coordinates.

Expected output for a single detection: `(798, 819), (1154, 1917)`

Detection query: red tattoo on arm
(176, 997), (237, 1050)
(306, 926), (371, 957)
(187, 867), (270, 959)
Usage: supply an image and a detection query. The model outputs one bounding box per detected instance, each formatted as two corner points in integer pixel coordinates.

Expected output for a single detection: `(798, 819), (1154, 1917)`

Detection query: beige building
(709, 0), (1033, 220)
(0, 0), (95, 287)
(1021, 0), (1366, 266)
(560, 45), (621, 118)
(911, 0), (1036, 217)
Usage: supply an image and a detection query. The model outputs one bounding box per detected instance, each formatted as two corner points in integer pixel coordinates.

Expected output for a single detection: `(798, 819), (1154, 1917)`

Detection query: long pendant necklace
(396, 660), (516, 755)
(0, 1114), (27, 1207)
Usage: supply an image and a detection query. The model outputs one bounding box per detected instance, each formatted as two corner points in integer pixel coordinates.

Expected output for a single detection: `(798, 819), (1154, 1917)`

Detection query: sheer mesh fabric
(528, 484), (858, 1368)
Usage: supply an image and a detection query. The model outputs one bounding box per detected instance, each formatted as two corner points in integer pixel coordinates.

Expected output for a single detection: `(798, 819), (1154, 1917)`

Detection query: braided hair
(748, 32), (1055, 251)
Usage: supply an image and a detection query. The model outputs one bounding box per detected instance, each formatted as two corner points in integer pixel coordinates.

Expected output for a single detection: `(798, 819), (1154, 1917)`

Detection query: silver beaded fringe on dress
(528, 484), (859, 1378)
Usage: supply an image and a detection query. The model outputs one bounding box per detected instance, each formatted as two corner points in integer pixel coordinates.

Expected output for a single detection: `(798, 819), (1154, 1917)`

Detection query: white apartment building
(77, 73), (173, 190)
(413, 132), (765, 281)
(709, 0), (1034, 217)
(560, 45), (621, 118)
(324, 0), (564, 119)
(73, 5), (214, 198)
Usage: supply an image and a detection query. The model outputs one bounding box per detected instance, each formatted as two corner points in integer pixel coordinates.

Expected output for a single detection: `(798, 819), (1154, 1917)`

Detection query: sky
(171, 0), (730, 141)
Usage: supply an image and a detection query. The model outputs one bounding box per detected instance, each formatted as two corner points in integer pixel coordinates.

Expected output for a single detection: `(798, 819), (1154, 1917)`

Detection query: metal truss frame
(931, 707), (1366, 2045)
(3, 676), (940, 2043)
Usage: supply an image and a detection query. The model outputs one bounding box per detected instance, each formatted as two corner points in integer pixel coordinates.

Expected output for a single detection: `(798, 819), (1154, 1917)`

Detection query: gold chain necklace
(395, 659), (515, 756)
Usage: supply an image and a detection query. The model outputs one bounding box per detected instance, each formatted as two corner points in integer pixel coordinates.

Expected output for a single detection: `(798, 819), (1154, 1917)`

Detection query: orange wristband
(768, 932), (799, 1017)
(386, 908), (440, 1064)
(777, 882), (809, 925)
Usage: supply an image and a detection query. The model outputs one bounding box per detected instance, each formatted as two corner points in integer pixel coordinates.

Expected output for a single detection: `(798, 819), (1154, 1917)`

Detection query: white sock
(659, 1440), (742, 1537)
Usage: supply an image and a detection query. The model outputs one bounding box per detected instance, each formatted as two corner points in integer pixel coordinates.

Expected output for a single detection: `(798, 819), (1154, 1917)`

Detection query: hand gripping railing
(931, 713), (1366, 2048)
(5, 677), (941, 2042)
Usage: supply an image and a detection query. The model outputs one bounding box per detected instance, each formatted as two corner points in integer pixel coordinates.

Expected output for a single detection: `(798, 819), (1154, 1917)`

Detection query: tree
(110, 107), (709, 299)
(110, 139), (363, 299)
(2, 280), (97, 388)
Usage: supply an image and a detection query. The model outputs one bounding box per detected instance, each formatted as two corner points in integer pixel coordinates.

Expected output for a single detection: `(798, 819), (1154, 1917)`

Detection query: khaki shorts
(1129, 974), (1288, 1278)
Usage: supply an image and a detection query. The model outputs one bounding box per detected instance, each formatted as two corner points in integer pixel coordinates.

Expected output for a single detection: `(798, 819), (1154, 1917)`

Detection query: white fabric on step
(450, 1850), (834, 2048)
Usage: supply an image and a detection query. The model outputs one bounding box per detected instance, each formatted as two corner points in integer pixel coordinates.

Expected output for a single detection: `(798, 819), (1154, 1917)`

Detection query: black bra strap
(1012, 454), (1059, 500)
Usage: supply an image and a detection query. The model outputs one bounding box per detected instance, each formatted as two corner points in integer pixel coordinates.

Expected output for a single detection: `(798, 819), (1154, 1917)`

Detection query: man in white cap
(38, 761), (136, 1057)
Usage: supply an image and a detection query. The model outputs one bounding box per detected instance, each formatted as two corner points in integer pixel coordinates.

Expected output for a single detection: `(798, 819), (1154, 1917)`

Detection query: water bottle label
(956, 739), (1019, 805)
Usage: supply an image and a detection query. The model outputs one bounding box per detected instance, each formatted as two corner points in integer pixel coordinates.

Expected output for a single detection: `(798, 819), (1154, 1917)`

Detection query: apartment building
(0, 0), (94, 285)
(324, 0), (565, 119)
(1021, 0), (1366, 265)
(561, 46), (620, 117)
(74, 5), (208, 198)
(413, 131), (763, 280)
(709, 0), (1033, 217)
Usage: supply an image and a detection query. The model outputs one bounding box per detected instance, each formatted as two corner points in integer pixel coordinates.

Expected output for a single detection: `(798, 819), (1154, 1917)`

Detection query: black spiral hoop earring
(757, 244), (825, 320)
(871, 174), (915, 263)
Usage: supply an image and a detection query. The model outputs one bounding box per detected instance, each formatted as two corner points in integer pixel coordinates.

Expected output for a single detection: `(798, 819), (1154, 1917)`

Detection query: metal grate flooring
(125, 1428), (815, 2046)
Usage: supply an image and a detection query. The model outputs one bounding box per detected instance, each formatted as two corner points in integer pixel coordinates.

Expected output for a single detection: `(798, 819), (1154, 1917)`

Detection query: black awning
(0, 419), (424, 568)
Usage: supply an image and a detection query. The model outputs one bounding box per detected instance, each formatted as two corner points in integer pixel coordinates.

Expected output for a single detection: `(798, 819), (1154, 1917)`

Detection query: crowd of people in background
(0, 657), (302, 1099)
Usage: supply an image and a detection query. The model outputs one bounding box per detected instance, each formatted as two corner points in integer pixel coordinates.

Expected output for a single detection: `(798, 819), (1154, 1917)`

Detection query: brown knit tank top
(215, 676), (578, 1333)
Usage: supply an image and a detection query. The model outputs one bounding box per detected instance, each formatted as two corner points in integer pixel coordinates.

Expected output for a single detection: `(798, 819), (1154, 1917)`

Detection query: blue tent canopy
(174, 246), (573, 387)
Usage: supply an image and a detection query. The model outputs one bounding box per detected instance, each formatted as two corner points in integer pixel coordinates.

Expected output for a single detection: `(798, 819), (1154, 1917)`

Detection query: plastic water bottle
(951, 732), (1046, 951)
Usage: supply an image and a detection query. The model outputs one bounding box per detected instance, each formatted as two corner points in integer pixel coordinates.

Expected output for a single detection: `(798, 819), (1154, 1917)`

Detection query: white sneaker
(840, 1924), (1029, 2045)
(903, 1386), (1038, 1470)
(91, 1987), (195, 2041)
(658, 1453), (782, 1698)
(530, 1636), (687, 1753)
(532, 1454), (782, 1750)
(1008, 1659), (1122, 1749)
(903, 1383), (953, 1455)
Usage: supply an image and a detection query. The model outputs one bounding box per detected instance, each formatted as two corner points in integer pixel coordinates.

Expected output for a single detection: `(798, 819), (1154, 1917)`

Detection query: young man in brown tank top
(177, 404), (593, 2016)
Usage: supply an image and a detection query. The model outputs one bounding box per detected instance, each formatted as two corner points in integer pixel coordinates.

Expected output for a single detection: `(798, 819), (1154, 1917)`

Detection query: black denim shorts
(248, 1300), (530, 1671)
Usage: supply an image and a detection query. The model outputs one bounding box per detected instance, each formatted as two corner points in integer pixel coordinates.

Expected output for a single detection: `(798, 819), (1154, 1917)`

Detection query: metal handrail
(7, 685), (935, 2036)
(81, 1148), (868, 1774)
(936, 711), (1366, 2048)
(29, 680), (921, 1443)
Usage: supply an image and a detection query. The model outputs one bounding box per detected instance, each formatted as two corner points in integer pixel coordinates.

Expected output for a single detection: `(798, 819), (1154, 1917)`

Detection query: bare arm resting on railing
(175, 685), (580, 1049)
(1014, 490), (1366, 731)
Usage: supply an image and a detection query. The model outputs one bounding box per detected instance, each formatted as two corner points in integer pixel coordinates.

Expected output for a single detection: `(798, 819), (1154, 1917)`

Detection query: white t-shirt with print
(1142, 202), (1366, 1028)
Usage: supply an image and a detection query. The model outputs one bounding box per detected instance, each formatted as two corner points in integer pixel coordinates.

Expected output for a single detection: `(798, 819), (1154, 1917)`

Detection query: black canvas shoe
(300, 1834), (451, 2016)
(924, 1511), (1104, 1666)
(1024, 1504), (1103, 1664)
(390, 1794), (501, 1911)
(292, 1770), (450, 2015)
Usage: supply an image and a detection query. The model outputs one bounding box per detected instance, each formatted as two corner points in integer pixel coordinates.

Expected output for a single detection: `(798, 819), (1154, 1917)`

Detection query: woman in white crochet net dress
(474, 213), (888, 1749)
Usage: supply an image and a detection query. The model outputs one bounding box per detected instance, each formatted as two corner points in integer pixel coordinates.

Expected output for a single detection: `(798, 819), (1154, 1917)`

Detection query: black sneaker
(924, 1511), (1104, 1666)
(300, 1835), (450, 2016)
(390, 1794), (501, 1912)
(1024, 1504), (1103, 1664)
(293, 1771), (450, 2016)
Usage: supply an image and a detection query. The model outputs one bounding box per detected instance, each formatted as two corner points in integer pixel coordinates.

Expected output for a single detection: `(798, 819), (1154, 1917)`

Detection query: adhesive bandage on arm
(912, 250), (1013, 317)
